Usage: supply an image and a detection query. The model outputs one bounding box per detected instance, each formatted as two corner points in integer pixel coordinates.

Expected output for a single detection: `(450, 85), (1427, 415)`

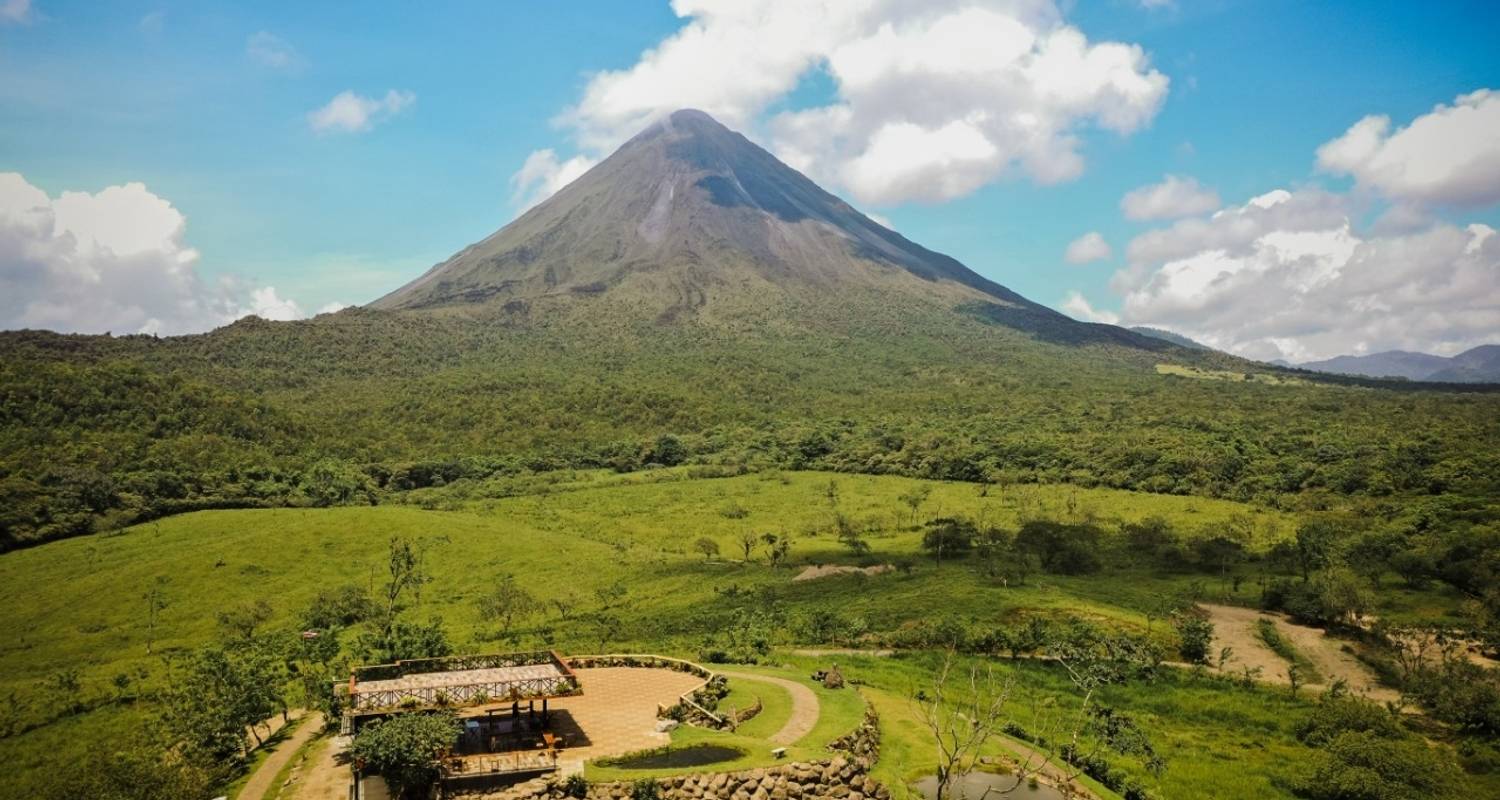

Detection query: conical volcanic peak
(371, 110), (1072, 331)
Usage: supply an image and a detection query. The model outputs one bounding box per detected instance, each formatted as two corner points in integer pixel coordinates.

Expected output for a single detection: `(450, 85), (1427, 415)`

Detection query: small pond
(604, 744), (746, 770)
(912, 772), (1068, 800)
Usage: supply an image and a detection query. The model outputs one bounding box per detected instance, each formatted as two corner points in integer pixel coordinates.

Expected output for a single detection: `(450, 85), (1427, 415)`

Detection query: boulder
(823, 665), (845, 690)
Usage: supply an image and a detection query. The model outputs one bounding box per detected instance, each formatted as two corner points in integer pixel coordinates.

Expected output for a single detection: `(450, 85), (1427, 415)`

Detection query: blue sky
(2, 0), (1498, 359)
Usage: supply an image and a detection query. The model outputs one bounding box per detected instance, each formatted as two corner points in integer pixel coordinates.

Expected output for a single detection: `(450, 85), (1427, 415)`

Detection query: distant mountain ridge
(1298, 345), (1500, 383)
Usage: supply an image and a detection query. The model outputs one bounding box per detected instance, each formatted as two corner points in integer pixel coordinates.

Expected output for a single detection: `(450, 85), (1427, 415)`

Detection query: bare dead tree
(911, 652), (1093, 800)
(913, 653), (1013, 800)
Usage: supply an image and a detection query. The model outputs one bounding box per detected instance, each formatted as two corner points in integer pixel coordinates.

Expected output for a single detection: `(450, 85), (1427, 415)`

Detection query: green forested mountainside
(3, 300), (1498, 551)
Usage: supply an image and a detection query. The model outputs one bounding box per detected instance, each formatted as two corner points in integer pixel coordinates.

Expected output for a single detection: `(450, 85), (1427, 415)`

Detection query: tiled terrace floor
(546, 667), (704, 773)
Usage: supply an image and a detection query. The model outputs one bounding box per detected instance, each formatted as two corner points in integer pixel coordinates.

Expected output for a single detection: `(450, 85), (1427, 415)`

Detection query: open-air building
(338, 652), (716, 798)
(340, 651), (584, 796)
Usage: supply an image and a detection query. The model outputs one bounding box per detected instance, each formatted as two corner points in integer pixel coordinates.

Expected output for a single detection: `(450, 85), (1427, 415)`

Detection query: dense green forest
(3, 304), (1497, 552)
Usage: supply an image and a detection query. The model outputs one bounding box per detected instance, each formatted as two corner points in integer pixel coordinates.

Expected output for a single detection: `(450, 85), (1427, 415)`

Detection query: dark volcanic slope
(371, 110), (1080, 329)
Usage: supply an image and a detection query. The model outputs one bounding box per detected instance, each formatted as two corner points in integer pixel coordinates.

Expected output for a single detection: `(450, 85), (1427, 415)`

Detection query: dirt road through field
(1199, 604), (1397, 702)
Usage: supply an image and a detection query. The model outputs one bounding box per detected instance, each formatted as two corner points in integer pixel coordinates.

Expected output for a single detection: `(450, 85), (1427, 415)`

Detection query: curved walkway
(720, 672), (820, 745)
(239, 712), (323, 800)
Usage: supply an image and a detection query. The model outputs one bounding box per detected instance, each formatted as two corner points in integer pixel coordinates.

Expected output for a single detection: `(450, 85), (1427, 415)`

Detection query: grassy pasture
(0, 469), (1464, 797)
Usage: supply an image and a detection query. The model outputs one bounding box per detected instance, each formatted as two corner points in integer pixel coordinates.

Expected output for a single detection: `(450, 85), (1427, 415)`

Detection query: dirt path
(286, 730), (349, 800)
(721, 672), (821, 745)
(790, 648), (894, 658)
(247, 709), (300, 752)
(286, 730), (351, 800)
(238, 712), (323, 800)
(1199, 604), (1397, 702)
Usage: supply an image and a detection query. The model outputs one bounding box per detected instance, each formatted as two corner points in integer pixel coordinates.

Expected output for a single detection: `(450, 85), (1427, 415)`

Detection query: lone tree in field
(142, 576), (169, 654)
(835, 514), (870, 556)
(899, 485), (932, 527)
(763, 532), (790, 566)
(694, 536), (720, 561)
(922, 517), (976, 567)
(379, 536), (429, 643)
(350, 712), (462, 799)
(216, 599), (273, 642)
(476, 574), (539, 641)
(738, 531), (758, 562)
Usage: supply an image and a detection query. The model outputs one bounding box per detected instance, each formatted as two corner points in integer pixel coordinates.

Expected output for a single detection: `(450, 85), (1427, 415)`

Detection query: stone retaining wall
(474, 703), (886, 800)
(827, 706), (879, 769)
(477, 755), (889, 800)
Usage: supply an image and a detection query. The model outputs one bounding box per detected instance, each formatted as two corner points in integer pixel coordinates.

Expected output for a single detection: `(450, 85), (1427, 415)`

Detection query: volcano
(370, 110), (1148, 346)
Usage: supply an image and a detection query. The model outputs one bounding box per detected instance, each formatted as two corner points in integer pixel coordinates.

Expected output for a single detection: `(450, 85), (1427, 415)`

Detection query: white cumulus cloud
(242, 286), (304, 322)
(1110, 188), (1500, 361)
(247, 31), (301, 71)
(523, 0), (1168, 207)
(1061, 290), (1119, 323)
(1316, 89), (1500, 208)
(1064, 231), (1111, 264)
(509, 149), (599, 213)
(0, 172), (314, 335)
(1120, 175), (1220, 220)
(308, 89), (415, 135)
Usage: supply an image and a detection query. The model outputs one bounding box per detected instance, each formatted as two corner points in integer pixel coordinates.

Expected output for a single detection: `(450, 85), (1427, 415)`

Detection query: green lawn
(586, 666), (866, 782)
(717, 676), (793, 741)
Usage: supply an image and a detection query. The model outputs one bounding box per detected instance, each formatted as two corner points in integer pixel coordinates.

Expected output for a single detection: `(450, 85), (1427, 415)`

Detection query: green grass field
(0, 470), (1480, 797)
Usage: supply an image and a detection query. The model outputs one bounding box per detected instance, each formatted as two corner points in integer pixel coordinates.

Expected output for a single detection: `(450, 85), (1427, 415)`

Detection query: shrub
(562, 774), (589, 799)
(350, 713), (462, 800)
(1296, 731), (1461, 800)
(1014, 520), (1103, 575)
(921, 517), (976, 561)
(631, 778), (661, 800)
(1296, 696), (1402, 747)
(1174, 614), (1215, 665)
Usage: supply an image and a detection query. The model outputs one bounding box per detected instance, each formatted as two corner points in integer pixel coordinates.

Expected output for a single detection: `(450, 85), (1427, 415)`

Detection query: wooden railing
(347, 673), (580, 713)
(351, 650), (564, 682)
(340, 649), (579, 714)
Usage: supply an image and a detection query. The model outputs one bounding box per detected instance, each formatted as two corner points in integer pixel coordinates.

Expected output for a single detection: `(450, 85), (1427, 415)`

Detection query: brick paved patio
(545, 667), (705, 773)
